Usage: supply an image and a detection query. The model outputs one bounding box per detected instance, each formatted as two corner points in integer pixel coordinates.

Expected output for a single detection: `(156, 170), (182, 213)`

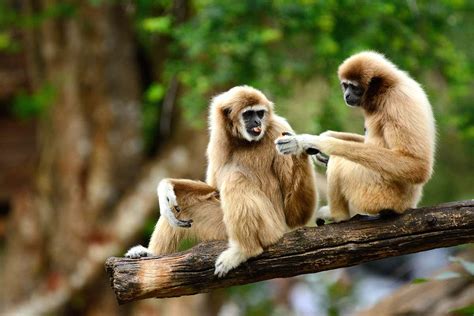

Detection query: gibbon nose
(253, 119), (261, 126)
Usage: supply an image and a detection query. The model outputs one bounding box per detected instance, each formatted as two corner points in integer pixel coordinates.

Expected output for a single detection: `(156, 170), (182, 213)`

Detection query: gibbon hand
(275, 134), (329, 156)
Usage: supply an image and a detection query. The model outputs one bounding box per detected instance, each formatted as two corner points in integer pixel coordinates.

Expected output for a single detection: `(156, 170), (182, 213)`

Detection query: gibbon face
(341, 80), (365, 107)
(212, 86), (273, 142)
(338, 51), (398, 112)
(239, 105), (269, 142)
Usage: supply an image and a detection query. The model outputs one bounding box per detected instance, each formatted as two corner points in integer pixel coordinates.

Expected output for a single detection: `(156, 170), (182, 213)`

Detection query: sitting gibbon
(276, 51), (435, 223)
(126, 86), (316, 277)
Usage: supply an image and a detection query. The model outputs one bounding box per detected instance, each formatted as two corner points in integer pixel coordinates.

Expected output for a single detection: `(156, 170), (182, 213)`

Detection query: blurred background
(0, 0), (473, 315)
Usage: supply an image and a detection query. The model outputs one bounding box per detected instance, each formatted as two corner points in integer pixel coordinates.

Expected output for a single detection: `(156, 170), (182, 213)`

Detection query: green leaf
(259, 28), (282, 43)
(145, 83), (166, 102)
(412, 278), (428, 284)
(141, 16), (172, 34)
(434, 271), (461, 280)
(449, 256), (474, 275)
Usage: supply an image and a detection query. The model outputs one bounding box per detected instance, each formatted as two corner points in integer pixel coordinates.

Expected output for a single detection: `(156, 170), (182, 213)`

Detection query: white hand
(275, 134), (322, 155)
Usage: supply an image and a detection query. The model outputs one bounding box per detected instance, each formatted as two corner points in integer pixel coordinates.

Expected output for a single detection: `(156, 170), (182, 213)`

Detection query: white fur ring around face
(157, 180), (193, 228)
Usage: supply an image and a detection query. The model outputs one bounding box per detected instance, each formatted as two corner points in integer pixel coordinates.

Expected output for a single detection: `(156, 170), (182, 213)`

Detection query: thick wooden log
(106, 200), (474, 304)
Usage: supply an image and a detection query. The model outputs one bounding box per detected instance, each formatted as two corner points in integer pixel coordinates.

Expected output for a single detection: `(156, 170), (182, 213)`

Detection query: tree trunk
(2, 0), (142, 309)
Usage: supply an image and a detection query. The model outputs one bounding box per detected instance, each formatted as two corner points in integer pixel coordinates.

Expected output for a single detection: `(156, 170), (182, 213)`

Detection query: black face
(242, 109), (265, 137)
(342, 81), (365, 106)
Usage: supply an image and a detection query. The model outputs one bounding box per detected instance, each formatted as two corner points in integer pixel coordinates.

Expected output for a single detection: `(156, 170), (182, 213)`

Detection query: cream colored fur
(276, 52), (435, 222)
(126, 86), (317, 277)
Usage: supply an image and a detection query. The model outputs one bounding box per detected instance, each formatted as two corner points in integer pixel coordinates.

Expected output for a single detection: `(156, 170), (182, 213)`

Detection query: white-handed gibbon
(275, 51), (435, 223)
(126, 86), (317, 277)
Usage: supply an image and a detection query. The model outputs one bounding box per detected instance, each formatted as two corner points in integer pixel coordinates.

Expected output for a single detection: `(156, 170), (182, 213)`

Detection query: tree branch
(105, 200), (474, 304)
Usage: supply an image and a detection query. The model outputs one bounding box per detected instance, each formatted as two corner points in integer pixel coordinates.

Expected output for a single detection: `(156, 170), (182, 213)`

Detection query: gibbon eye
(342, 82), (348, 89)
(256, 110), (265, 119)
(242, 111), (253, 119)
(351, 85), (364, 96)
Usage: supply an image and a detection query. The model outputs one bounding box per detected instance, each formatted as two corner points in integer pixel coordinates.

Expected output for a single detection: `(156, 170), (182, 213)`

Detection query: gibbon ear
(222, 108), (231, 117)
(366, 76), (383, 99)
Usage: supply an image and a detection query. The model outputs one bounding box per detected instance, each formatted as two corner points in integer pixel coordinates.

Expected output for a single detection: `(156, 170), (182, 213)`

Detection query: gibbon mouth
(248, 126), (262, 136)
(345, 100), (360, 107)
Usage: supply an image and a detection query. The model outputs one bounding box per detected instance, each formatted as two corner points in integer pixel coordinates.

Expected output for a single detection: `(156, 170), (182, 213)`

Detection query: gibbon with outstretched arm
(126, 86), (316, 277)
(276, 51), (435, 223)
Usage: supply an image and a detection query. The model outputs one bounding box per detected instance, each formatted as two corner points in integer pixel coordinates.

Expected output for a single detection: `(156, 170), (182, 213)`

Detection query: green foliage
(12, 84), (56, 119)
(141, 16), (172, 34)
(450, 304), (474, 316)
(133, 0), (473, 202)
(156, 0), (472, 128)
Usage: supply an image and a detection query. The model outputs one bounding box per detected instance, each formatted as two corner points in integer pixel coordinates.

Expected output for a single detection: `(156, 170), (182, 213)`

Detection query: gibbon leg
(148, 216), (187, 254)
(214, 171), (286, 277)
(316, 170), (350, 224)
(327, 183), (350, 222)
(125, 179), (227, 258)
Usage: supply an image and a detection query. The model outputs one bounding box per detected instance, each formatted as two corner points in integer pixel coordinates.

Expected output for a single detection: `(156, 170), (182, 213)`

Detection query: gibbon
(126, 86), (316, 277)
(276, 51), (435, 223)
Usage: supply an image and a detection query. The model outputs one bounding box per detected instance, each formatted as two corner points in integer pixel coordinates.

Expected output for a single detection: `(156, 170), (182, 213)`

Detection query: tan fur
(147, 86), (316, 274)
(276, 52), (435, 222)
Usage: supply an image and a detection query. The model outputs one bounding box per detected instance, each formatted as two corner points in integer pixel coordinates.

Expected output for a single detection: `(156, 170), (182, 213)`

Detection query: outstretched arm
(320, 130), (365, 143)
(276, 135), (430, 184)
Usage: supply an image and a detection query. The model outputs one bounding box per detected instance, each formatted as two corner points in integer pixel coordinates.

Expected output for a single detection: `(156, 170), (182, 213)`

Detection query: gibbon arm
(316, 137), (430, 184)
(321, 131), (365, 143)
(273, 155), (316, 228)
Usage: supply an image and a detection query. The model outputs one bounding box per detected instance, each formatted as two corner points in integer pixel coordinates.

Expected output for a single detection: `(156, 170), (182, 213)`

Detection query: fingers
(315, 152), (329, 166)
(305, 148), (320, 155)
(275, 135), (302, 155)
(175, 218), (193, 228)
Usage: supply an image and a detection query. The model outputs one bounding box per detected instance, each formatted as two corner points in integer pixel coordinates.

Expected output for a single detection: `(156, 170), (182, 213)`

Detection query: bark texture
(105, 200), (474, 304)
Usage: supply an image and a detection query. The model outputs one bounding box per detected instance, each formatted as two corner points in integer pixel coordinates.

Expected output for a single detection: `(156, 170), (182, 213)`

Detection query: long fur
(276, 52), (435, 221)
(329, 51), (436, 217)
(128, 86), (317, 276)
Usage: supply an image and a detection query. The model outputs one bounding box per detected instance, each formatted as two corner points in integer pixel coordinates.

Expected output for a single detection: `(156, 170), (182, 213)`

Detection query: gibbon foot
(315, 205), (331, 226)
(349, 214), (372, 221)
(214, 247), (247, 278)
(157, 180), (193, 228)
(316, 218), (326, 226)
(315, 205), (351, 225)
(125, 245), (153, 259)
